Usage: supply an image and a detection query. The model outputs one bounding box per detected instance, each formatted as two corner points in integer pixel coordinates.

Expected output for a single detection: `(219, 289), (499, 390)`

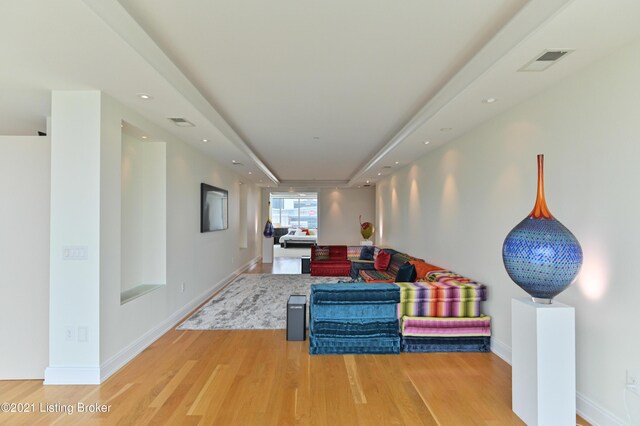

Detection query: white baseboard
(577, 392), (626, 426)
(41, 256), (261, 386)
(100, 256), (260, 383)
(44, 367), (101, 385)
(490, 337), (512, 365)
(490, 337), (625, 426)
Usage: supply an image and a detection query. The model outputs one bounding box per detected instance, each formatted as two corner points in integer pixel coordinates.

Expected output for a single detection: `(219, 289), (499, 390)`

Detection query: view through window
(270, 192), (317, 229)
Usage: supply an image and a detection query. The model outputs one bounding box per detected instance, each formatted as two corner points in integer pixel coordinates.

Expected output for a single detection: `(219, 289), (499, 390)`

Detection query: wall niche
(120, 121), (167, 304)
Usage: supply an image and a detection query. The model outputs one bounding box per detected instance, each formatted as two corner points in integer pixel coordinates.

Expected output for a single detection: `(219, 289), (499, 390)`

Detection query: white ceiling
(2, 0), (640, 188)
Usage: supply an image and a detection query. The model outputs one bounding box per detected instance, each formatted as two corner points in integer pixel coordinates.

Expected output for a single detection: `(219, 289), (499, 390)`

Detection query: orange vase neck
(529, 154), (554, 220)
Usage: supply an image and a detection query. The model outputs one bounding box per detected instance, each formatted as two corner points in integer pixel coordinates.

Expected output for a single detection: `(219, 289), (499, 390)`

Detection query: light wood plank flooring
(0, 258), (589, 425)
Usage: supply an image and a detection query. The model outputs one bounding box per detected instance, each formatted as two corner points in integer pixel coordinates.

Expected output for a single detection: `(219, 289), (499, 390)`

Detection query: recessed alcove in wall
(120, 121), (167, 304)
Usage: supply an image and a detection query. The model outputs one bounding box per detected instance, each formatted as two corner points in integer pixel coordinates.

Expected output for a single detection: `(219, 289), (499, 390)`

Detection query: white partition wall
(0, 136), (50, 379)
(512, 298), (576, 425)
(46, 91), (103, 384)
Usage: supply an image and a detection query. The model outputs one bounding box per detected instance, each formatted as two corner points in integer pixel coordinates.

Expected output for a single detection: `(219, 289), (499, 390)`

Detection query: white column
(512, 297), (576, 425)
(45, 91), (103, 384)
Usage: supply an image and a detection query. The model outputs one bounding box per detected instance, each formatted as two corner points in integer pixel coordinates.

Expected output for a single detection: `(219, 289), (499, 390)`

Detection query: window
(270, 193), (317, 229)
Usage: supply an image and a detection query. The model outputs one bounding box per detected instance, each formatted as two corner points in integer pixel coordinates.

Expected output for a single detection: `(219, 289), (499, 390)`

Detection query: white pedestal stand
(262, 237), (273, 264)
(512, 297), (575, 426)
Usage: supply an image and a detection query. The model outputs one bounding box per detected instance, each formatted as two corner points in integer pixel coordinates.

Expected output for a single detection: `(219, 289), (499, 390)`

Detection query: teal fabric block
(310, 283), (400, 304)
(310, 319), (399, 338)
(400, 336), (490, 353)
(309, 335), (401, 354)
(310, 302), (397, 321)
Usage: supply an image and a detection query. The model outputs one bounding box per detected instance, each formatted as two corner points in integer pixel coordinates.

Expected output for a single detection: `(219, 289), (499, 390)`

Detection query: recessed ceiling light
(366, 180), (370, 184)
(424, 140), (430, 145)
(249, 172), (253, 175)
(201, 138), (208, 142)
(377, 173), (382, 176)
(137, 93), (153, 100)
(232, 160), (238, 164)
(395, 161), (399, 164)
(482, 98), (497, 104)
(440, 128), (452, 132)
(141, 135), (147, 139)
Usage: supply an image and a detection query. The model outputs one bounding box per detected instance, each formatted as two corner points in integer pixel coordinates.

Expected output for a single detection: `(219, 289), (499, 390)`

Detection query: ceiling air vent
(518, 49), (574, 72)
(168, 117), (195, 127)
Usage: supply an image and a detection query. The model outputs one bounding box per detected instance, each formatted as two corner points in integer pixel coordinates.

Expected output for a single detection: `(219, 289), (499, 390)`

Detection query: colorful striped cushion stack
(400, 315), (491, 352)
(346, 245), (383, 261)
(346, 246), (363, 260)
(309, 283), (401, 355)
(395, 281), (486, 318)
(359, 268), (395, 282)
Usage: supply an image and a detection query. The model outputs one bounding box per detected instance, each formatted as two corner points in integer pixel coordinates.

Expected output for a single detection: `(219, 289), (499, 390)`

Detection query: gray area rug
(177, 274), (349, 330)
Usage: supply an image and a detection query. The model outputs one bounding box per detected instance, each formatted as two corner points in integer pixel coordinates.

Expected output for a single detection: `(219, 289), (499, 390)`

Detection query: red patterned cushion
(375, 250), (391, 271)
(314, 246), (331, 260)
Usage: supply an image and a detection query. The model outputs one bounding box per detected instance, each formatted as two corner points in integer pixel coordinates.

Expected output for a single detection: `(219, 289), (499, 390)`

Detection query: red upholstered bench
(310, 245), (351, 276)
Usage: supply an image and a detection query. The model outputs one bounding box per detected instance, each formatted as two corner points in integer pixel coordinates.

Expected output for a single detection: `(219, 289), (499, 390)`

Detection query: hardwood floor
(0, 258), (590, 425)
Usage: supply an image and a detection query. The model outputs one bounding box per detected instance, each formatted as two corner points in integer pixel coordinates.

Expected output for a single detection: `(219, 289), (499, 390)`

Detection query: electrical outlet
(180, 282), (185, 293)
(78, 327), (88, 342)
(626, 369), (639, 394)
(65, 326), (75, 342)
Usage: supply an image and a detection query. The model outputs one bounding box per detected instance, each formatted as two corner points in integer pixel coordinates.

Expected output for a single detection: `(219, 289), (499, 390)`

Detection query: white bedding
(279, 231), (317, 247)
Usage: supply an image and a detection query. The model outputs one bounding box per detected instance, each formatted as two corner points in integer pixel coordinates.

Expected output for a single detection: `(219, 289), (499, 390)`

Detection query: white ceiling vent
(168, 117), (195, 127)
(518, 49), (574, 72)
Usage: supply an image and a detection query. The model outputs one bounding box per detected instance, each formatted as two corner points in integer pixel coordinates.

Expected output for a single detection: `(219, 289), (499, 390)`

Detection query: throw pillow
(374, 250), (391, 271)
(409, 260), (445, 280)
(287, 230), (296, 235)
(359, 246), (375, 261)
(396, 262), (417, 282)
(314, 246), (331, 260)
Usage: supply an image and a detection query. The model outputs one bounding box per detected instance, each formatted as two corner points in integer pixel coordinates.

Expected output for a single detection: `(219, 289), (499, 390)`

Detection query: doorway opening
(270, 192), (317, 258)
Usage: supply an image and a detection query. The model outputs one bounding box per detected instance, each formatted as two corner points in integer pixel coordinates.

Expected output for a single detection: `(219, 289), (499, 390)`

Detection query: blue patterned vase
(502, 155), (583, 304)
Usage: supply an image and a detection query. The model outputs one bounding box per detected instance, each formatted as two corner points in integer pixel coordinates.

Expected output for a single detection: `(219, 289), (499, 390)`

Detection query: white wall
(0, 136), (50, 379)
(376, 38), (640, 422)
(98, 94), (262, 372)
(317, 188), (376, 245)
(121, 134), (167, 291)
(2, 91), (260, 382)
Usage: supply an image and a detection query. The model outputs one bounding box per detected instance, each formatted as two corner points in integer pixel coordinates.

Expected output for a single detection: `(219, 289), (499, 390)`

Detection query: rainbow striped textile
(400, 315), (491, 337)
(395, 281), (486, 318)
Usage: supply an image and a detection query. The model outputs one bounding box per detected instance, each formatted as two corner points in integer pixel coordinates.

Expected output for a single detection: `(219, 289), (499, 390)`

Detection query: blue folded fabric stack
(309, 283), (401, 355)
